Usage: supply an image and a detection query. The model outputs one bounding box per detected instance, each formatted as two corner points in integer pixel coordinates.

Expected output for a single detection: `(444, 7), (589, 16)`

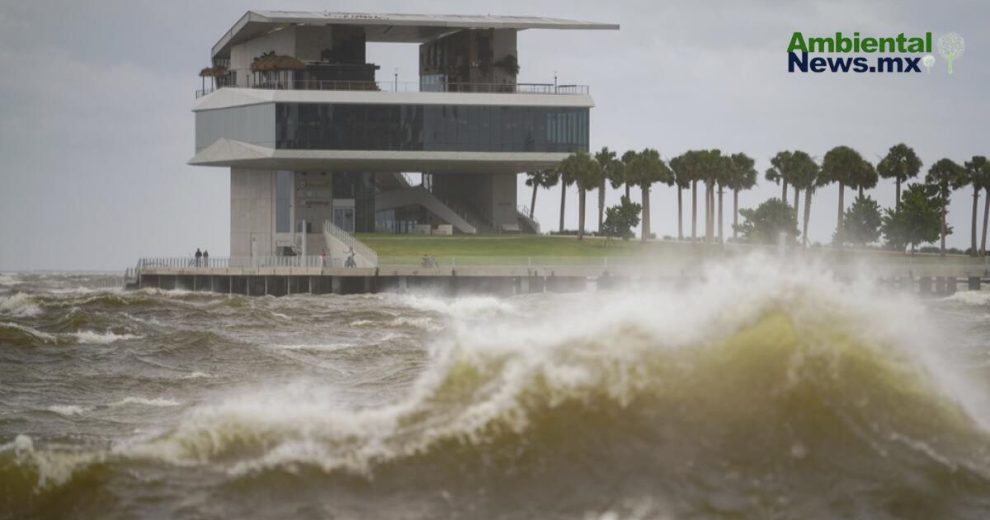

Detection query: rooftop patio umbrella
(250, 55), (305, 88)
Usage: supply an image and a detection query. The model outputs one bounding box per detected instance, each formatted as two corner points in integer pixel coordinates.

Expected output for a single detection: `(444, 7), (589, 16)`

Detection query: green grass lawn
(354, 234), (651, 257)
(354, 234), (990, 272)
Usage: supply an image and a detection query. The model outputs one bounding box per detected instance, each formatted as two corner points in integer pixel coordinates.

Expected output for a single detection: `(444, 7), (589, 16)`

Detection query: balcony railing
(195, 80), (589, 98)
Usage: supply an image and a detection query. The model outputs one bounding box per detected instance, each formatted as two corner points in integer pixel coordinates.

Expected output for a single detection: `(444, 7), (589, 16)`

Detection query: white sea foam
(1, 321), (58, 342)
(47, 405), (87, 417)
(113, 397), (181, 407)
(943, 290), (990, 306)
(395, 294), (515, 317)
(0, 293), (41, 317)
(179, 371), (213, 380)
(390, 316), (443, 331)
(0, 273), (19, 286)
(71, 330), (142, 344)
(273, 343), (356, 352)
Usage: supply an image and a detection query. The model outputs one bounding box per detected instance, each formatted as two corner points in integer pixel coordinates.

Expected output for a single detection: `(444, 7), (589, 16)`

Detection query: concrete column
(969, 277), (981, 290)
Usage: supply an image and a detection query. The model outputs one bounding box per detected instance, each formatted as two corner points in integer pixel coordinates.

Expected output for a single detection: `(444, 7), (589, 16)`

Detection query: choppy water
(4, 258), (990, 519)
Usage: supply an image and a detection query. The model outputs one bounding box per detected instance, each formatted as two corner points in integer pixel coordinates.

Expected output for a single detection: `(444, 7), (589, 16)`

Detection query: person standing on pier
(195, 248), (202, 267)
(203, 250), (209, 268)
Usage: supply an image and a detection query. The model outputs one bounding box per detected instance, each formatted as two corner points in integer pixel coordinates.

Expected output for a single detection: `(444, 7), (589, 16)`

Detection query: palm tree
(562, 152), (604, 240)
(980, 161), (990, 255)
(877, 143), (922, 211)
(594, 147), (619, 232)
(669, 153), (694, 240)
(524, 169), (557, 220)
(620, 150), (637, 199)
(784, 151), (820, 247)
(626, 149), (674, 241)
(964, 156), (988, 255)
(820, 146), (875, 245)
(724, 153), (758, 241)
(766, 151), (793, 206)
(925, 158), (967, 255)
(697, 149), (727, 242)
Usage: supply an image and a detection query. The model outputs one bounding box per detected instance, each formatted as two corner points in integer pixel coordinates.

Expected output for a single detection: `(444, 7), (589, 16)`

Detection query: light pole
(394, 67), (398, 91)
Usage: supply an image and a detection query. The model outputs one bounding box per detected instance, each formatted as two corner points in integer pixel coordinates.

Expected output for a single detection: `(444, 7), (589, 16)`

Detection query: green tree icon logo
(922, 54), (935, 73)
(937, 33), (965, 74)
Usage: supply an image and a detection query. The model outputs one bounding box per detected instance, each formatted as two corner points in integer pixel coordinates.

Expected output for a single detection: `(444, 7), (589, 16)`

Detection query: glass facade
(275, 103), (588, 153)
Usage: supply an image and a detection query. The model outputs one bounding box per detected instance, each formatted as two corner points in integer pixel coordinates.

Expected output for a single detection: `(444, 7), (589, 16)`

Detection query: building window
(275, 170), (292, 233)
(274, 103), (589, 154)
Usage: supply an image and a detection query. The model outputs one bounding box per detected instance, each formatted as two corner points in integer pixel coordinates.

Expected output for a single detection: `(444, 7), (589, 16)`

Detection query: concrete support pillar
(919, 276), (932, 295)
(934, 276), (946, 295)
(331, 277), (342, 294)
(969, 276), (981, 291)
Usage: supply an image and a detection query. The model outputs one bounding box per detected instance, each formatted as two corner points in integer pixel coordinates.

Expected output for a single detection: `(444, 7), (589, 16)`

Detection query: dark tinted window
(275, 103), (588, 153)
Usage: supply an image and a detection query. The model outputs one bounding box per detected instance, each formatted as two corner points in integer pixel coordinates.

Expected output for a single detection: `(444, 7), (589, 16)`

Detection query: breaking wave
(5, 256), (990, 517)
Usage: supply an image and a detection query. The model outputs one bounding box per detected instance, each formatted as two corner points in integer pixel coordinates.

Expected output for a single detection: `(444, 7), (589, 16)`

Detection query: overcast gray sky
(1, 0), (987, 271)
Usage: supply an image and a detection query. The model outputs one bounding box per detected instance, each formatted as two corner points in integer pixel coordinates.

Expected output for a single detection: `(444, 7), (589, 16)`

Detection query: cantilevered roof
(212, 10), (619, 57)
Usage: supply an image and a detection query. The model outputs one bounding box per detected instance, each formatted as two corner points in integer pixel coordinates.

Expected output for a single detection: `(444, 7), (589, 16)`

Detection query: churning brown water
(3, 257), (990, 519)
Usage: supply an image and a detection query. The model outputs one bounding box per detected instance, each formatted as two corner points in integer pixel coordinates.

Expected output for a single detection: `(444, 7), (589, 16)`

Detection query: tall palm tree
(524, 169), (557, 220)
(925, 158), (967, 255)
(669, 153), (694, 240)
(877, 143), (923, 211)
(594, 147), (619, 232)
(979, 161), (990, 255)
(964, 156), (988, 255)
(724, 153), (758, 241)
(820, 146), (875, 246)
(557, 168), (574, 234)
(784, 151), (820, 247)
(620, 150), (637, 199)
(766, 151), (793, 206)
(561, 152), (603, 240)
(696, 149), (727, 242)
(626, 149), (674, 241)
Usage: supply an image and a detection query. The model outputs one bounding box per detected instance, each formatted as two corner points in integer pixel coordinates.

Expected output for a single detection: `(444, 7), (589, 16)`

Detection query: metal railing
(137, 256), (348, 270)
(195, 80), (589, 98)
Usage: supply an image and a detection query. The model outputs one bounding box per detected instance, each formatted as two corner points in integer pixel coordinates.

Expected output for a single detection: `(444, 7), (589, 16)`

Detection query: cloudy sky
(1, 0), (987, 270)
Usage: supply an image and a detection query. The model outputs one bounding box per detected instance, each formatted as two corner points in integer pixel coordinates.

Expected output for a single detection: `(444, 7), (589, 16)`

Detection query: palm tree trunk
(677, 186), (683, 240)
(858, 185), (864, 198)
(704, 181), (711, 241)
(559, 183), (567, 233)
(641, 185), (651, 241)
(529, 182), (538, 219)
(836, 181), (845, 246)
(691, 180), (698, 240)
(895, 178), (902, 211)
(972, 186), (980, 256)
(782, 181), (788, 206)
(982, 187), (990, 255)
(733, 189), (739, 240)
(803, 187), (812, 247)
(709, 184), (716, 242)
(625, 183), (630, 200)
(793, 187), (801, 230)
(597, 178), (606, 232)
(578, 188), (586, 240)
(717, 186), (724, 244)
(941, 187), (947, 256)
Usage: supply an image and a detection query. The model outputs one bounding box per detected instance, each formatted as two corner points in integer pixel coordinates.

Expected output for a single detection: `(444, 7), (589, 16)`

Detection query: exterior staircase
(375, 186), (478, 234)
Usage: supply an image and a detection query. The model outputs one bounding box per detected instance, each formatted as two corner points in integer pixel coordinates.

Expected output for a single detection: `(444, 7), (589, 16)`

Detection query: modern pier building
(191, 10), (617, 264)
